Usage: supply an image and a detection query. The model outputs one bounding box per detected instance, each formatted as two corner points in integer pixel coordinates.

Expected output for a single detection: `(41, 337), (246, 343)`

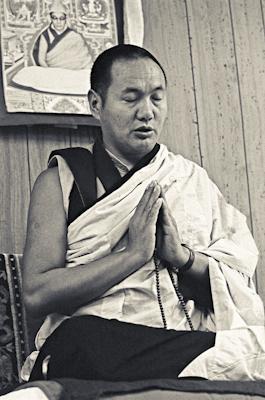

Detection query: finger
(158, 200), (179, 237)
(136, 182), (161, 217)
(132, 187), (153, 221)
(155, 193), (170, 225)
(159, 185), (166, 198)
(148, 198), (163, 224)
(144, 184), (162, 215)
(136, 181), (156, 212)
(161, 199), (180, 237)
(161, 199), (171, 225)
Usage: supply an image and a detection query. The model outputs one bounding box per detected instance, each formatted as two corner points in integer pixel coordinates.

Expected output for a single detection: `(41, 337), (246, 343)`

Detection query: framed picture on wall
(0, 0), (124, 125)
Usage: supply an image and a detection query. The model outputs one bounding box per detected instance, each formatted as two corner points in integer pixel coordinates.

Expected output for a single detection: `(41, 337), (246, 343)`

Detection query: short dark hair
(90, 44), (167, 103)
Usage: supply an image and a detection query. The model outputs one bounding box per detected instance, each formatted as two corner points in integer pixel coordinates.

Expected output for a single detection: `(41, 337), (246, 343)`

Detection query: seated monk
(32, 0), (92, 70)
(21, 44), (265, 382)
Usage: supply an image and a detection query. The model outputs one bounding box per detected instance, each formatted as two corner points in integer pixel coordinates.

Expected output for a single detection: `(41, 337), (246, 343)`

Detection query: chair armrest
(0, 253), (29, 393)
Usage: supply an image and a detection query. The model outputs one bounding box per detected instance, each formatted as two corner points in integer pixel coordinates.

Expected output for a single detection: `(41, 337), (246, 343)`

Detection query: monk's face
(98, 58), (167, 166)
(50, 12), (67, 32)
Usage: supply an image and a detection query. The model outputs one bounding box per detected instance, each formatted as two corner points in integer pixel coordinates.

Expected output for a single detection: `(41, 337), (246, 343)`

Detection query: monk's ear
(88, 89), (103, 120)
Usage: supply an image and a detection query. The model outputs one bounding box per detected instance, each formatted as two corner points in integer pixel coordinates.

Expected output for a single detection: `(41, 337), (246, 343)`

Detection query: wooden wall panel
(229, 0), (265, 298)
(0, 127), (30, 253)
(142, 0), (201, 164)
(186, 0), (250, 218)
(27, 126), (71, 189)
(262, 0), (265, 29)
(70, 125), (101, 149)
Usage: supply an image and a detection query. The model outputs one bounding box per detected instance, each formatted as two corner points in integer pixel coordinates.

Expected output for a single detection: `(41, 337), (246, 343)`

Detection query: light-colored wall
(0, 0), (265, 302)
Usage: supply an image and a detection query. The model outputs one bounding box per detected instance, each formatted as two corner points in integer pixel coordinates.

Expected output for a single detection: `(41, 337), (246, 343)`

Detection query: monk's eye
(152, 96), (162, 101)
(123, 95), (138, 103)
(151, 93), (163, 102)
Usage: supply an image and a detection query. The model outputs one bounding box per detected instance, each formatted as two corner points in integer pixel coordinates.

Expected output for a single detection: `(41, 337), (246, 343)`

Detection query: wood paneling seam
(184, 0), (203, 167)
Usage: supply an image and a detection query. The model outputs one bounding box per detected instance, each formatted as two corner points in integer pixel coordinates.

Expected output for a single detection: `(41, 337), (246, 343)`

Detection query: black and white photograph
(0, 1), (265, 399)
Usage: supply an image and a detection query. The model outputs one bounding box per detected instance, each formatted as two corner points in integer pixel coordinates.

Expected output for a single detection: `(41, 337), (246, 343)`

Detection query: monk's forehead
(110, 58), (166, 90)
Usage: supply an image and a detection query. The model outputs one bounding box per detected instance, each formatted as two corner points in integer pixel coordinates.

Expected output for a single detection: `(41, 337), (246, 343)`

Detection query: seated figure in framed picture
(32, 0), (92, 70)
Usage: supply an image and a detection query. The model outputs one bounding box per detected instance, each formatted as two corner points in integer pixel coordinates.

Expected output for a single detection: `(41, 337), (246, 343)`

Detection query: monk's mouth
(133, 128), (154, 137)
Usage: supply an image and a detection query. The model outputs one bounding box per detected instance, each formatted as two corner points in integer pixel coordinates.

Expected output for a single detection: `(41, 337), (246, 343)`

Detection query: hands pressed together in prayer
(128, 181), (212, 308)
(128, 181), (189, 269)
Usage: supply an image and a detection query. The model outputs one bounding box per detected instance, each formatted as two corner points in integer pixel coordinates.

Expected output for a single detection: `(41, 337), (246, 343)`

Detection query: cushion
(12, 66), (91, 96)
(0, 254), (29, 394)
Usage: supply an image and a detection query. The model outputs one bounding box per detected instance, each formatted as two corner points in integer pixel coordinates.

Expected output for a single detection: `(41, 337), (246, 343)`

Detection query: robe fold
(34, 27), (92, 70)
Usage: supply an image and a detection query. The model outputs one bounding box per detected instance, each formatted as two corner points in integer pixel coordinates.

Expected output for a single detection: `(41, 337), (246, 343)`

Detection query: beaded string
(168, 268), (194, 331)
(154, 252), (167, 329)
(154, 253), (194, 331)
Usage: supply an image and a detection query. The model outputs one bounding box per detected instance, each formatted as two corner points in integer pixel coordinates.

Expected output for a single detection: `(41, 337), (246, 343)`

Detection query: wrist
(176, 244), (190, 268)
(125, 245), (149, 269)
(177, 244), (195, 275)
(167, 243), (190, 268)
